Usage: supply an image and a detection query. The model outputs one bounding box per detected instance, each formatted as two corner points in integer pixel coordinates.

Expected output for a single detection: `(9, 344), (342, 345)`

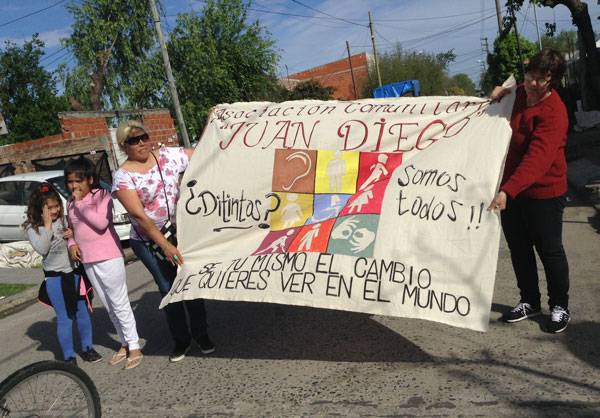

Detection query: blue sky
(1, 0), (599, 87)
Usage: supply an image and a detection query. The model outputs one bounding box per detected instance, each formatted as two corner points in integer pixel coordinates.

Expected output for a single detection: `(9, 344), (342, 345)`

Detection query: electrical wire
(0, 0), (67, 28)
(39, 46), (70, 63)
(289, 0), (367, 27)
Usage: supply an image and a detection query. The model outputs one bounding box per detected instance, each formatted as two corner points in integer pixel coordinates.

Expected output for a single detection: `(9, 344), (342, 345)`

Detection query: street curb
(0, 286), (39, 319)
(0, 250), (138, 319)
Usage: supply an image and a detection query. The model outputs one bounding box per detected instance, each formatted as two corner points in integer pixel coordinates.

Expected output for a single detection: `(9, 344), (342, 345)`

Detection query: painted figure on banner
(326, 151), (346, 192)
(308, 195), (343, 223)
(359, 154), (389, 191)
(280, 193), (303, 229)
(256, 229), (296, 254)
(298, 224), (320, 251)
(348, 184), (374, 213)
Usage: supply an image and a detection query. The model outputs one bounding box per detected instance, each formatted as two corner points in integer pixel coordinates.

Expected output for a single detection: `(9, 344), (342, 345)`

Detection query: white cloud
(0, 27), (71, 49)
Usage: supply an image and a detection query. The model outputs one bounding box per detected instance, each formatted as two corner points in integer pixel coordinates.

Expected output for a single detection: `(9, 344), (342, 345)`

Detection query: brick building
(286, 52), (373, 100)
(0, 109), (177, 182)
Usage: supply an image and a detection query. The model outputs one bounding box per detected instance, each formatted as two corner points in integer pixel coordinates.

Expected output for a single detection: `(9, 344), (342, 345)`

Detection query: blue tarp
(373, 80), (420, 98)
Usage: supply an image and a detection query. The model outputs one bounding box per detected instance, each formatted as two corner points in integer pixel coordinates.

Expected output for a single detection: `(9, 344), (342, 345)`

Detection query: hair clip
(40, 184), (50, 192)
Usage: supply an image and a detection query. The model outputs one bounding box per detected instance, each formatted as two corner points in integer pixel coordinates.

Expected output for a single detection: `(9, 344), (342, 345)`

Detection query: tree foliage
(503, 0), (600, 109)
(167, 0), (279, 138)
(288, 80), (335, 100)
(450, 73), (476, 96)
(59, 0), (158, 110)
(0, 35), (69, 144)
(480, 32), (538, 93)
(541, 29), (578, 51)
(362, 45), (456, 97)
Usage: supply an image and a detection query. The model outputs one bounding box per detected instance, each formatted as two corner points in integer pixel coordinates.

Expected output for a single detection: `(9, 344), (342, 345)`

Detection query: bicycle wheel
(0, 360), (101, 418)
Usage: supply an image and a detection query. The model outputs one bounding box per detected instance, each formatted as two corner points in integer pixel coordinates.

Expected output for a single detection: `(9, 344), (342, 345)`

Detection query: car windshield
(47, 176), (112, 200)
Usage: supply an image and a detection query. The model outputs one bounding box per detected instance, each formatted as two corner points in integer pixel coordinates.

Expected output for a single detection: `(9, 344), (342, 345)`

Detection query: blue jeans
(45, 275), (93, 360)
(131, 239), (208, 344)
(501, 195), (570, 309)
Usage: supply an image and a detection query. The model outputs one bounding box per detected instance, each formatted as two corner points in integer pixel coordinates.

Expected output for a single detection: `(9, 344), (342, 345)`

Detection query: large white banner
(162, 81), (516, 332)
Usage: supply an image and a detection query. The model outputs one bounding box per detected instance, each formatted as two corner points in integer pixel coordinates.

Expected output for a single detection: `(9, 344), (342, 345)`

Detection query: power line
(290, 0), (367, 27)
(44, 50), (73, 68)
(0, 0), (66, 28)
(372, 7), (498, 22)
(39, 46), (70, 63)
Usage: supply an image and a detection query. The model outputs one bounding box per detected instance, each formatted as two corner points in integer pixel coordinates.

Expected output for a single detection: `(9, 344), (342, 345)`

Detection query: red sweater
(501, 84), (569, 199)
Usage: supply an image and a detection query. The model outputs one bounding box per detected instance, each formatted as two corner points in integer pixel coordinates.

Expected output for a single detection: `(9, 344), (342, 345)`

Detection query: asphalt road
(0, 191), (599, 417)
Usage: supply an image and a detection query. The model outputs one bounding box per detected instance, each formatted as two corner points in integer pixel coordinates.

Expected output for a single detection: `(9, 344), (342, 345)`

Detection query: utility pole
(285, 64), (291, 90)
(495, 0), (503, 34)
(511, 8), (526, 77)
(480, 37), (489, 55)
(533, 4), (543, 50)
(149, 0), (191, 148)
(346, 41), (358, 100)
(368, 11), (382, 88)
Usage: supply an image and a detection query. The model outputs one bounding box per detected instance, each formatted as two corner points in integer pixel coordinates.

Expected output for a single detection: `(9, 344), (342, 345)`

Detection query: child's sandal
(108, 351), (127, 366)
(124, 354), (143, 370)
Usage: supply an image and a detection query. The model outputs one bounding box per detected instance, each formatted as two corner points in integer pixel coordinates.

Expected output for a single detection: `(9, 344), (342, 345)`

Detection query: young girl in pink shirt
(65, 157), (143, 370)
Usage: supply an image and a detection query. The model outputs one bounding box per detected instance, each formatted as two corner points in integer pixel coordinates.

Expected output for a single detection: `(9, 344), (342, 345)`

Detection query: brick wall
(0, 109), (178, 174)
(288, 52), (371, 100)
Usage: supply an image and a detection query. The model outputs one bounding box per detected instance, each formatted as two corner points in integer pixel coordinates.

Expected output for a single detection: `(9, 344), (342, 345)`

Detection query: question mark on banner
(282, 151), (311, 191)
(259, 192), (281, 229)
(184, 180), (201, 215)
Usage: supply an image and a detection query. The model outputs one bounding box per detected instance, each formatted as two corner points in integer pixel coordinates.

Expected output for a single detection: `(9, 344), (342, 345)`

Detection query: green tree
(0, 35), (69, 144)
(289, 80), (335, 100)
(167, 0), (279, 138)
(541, 29), (578, 51)
(450, 73), (476, 96)
(504, 0), (600, 109)
(362, 45), (455, 97)
(480, 32), (538, 93)
(59, 0), (159, 110)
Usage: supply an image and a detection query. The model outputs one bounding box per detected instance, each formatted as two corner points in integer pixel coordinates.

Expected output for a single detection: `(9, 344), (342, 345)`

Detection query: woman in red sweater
(488, 47), (570, 333)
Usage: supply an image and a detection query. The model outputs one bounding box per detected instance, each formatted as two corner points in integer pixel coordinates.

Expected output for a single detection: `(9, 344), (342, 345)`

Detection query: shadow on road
(561, 321), (600, 370)
(203, 299), (432, 363)
(25, 293), (431, 364)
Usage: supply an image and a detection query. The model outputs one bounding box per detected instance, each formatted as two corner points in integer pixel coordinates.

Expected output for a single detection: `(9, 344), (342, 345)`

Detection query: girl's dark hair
(525, 47), (566, 88)
(64, 157), (100, 190)
(22, 184), (64, 233)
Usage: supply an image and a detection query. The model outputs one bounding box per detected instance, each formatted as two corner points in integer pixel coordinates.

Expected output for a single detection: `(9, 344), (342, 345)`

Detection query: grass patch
(0, 283), (36, 299)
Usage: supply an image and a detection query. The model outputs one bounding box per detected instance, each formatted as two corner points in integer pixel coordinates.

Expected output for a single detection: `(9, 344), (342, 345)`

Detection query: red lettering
(389, 122), (418, 152)
(261, 120), (293, 149)
(415, 120), (446, 150)
(243, 122), (269, 147)
(292, 121), (320, 148)
(219, 122), (246, 150)
(337, 120), (368, 151)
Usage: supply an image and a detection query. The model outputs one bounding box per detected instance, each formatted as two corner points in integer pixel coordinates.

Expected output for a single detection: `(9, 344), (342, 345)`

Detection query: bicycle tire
(0, 360), (101, 418)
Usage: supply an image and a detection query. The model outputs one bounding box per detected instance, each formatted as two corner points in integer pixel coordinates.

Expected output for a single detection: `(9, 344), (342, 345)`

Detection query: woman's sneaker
(501, 302), (541, 322)
(196, 334), (215, 355)
(81, 348), (103, 363)
(547, 306), (570, 333)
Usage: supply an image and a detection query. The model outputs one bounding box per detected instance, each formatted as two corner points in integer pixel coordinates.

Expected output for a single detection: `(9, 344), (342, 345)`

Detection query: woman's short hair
(525, 47), (566, 87)
(116, 120), (148, 146)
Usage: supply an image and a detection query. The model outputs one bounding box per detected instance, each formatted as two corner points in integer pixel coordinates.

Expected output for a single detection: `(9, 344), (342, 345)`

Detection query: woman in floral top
(112, 120), (215, 363)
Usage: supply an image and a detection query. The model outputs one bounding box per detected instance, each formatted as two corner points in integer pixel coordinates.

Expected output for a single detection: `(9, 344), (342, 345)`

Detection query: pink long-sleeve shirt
(67, 189), (124, 264)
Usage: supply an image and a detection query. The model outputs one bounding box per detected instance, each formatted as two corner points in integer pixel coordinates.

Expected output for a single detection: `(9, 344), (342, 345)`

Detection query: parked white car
(0, 171), (130, 242)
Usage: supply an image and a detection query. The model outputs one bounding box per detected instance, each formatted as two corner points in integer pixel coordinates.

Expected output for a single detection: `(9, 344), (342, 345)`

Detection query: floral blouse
(112, 147), (188, 241)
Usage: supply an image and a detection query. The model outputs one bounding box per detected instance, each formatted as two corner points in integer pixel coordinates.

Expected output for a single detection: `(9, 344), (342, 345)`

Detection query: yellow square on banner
(314, 150), (359, 194)
(269, 192), (314, 231)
